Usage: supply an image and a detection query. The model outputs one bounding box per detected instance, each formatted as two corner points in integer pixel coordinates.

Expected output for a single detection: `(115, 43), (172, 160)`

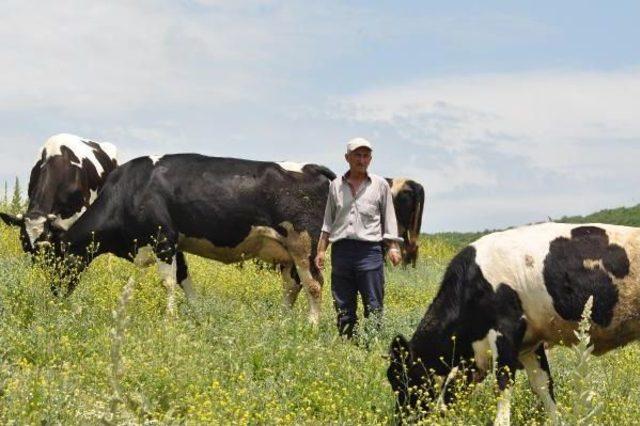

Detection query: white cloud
(334, 69), (640, 180)
(323, 69), (640, 230)
(0, 0), (283, 112)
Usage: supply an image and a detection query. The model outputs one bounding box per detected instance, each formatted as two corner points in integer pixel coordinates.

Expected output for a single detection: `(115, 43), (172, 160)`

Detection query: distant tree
(558, 204), (640, 227)
(10, 177), (22, 214)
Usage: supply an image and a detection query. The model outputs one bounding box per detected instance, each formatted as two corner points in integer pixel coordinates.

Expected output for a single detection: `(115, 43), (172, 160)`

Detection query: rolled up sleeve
(321, 183), (335, 234)
(381, 182), (403, 243)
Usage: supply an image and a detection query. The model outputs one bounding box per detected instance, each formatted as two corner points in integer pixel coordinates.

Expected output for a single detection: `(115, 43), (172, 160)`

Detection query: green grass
(2, 225), (640, 424)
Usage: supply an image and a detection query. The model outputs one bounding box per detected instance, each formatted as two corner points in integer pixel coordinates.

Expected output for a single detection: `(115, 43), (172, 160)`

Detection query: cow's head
(387, 334), (469, 420)
(402, 241), (419, 268)
(1, 212), (60, 255)
(387, 335), (437, 417)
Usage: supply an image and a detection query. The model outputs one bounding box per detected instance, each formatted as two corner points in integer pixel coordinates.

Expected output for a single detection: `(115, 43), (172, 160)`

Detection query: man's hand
(388, 248), (402, 266)
(315, 232), (330, 270)
(315, 251), (326, 270)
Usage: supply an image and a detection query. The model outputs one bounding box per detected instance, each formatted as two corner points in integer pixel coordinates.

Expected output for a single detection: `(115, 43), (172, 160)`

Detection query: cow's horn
(47, 214), (57, 220)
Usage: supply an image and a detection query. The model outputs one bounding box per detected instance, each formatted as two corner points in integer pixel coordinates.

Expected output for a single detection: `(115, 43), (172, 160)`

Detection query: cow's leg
(176, 251), (196, 300)
(520, 344), (557, 424)
(280, 263), (302, 309)
(489, 316), (527, 426)
(279, 223), (323, 325)
(152, 226), (181, 315)
(492, 333), (517, 426)
(292, 255), (323, 325)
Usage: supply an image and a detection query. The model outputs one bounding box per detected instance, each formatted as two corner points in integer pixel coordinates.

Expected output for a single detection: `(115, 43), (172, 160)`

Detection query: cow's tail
(409, 182), (425, 244)
(304, 164), (337, 181)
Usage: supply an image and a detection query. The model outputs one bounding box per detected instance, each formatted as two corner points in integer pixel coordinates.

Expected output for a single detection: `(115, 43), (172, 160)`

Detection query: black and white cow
(386, 178), (425, 267)
(0, 133), (118, 253)
(388, 222), (640, 425)
(50, 154), (335, 322)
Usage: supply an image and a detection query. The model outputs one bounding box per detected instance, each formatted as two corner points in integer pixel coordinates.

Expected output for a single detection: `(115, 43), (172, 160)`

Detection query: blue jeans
(331, 239), (384, 337)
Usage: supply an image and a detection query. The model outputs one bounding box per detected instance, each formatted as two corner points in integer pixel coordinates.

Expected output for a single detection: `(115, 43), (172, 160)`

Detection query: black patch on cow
(60, 145), (80, 165)
(81, 158), (101, 194)
(543, 226), (626, 326)
(603, 245), (631, 279)
(176, 251), (189, 286)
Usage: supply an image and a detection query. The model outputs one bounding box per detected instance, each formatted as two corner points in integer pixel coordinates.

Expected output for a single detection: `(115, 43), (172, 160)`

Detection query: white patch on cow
(177, 226), (291, 264)
(583, 258), (604, 271)
(41, 133), (117, 177)
(471, 223), (576, 346)
(276, 161), (306, 173)
(51, 207), (86, 231)
(149, 155), (163, 165)
(520, 349), (557, 422)
(24, 216), (47, 247)
(389, 177), (409, 196)
(472, 329), (502, 374)
(89, 189), (98, 204)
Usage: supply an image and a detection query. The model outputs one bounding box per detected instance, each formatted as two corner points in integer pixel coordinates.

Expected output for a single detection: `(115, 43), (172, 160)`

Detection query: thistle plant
(560, 295), (603, 425)
(105, 277), (136, 425)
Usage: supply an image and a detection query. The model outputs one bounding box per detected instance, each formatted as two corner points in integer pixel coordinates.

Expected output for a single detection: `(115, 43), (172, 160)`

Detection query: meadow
(2, 222), (640, 424)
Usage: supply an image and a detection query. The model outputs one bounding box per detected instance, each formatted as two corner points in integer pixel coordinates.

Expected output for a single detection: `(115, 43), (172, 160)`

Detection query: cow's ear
(0, 212), (24, 227)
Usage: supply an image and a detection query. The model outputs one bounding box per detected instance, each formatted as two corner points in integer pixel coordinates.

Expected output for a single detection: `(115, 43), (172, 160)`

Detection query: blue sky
(1, 1), (639, 231)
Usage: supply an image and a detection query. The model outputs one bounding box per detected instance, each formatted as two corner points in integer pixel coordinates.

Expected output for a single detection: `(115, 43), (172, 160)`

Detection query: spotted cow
(388, 222), (640, 425)
(49, 154), (335, 323)
(386, 178), (425, 267)
(0, 133), (118, 253)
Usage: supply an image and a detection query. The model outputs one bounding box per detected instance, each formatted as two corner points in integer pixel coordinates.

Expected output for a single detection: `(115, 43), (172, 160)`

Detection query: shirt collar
(342, 170), (371, 181)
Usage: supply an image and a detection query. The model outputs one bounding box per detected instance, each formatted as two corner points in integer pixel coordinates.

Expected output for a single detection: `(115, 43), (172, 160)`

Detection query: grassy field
(2, 227), (640, 424)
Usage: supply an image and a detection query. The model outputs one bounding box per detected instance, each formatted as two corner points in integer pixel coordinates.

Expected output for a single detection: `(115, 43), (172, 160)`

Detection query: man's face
(345, 147), (372, 174)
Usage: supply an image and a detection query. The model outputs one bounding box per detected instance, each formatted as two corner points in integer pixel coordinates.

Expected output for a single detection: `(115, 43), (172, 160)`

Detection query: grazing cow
(49, 154), (335, 323)
(387, 222), (640, 425)
(0, 133), (118, 253)
(386, 178), (425, 267)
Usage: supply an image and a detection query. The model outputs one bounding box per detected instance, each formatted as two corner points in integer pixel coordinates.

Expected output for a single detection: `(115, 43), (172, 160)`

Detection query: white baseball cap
(346, 137), (372, 153)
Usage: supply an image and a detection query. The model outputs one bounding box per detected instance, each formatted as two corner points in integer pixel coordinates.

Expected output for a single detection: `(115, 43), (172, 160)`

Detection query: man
(315, 137), (402, 337)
